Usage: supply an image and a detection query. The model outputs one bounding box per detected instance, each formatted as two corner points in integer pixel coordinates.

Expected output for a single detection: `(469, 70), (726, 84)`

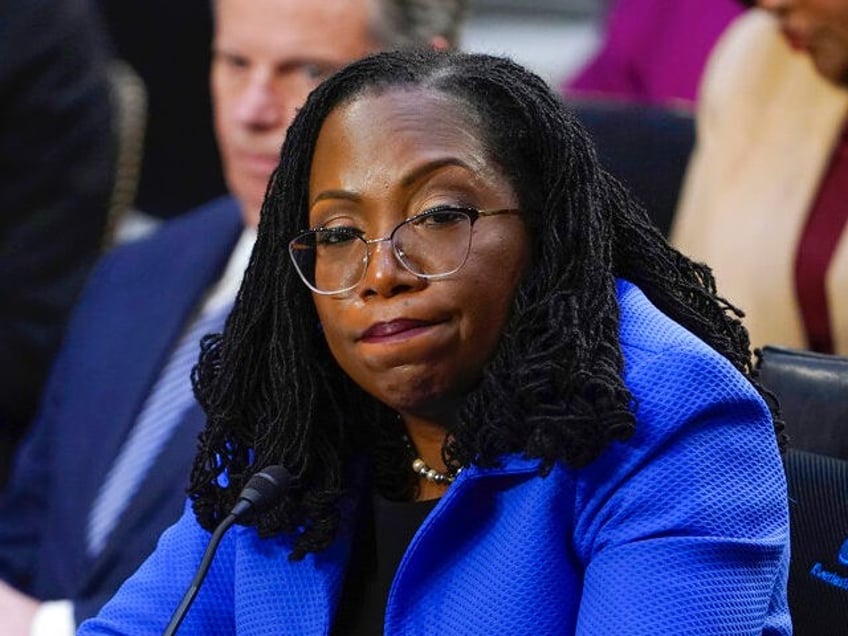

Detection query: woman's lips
(360, 319), (441, 342)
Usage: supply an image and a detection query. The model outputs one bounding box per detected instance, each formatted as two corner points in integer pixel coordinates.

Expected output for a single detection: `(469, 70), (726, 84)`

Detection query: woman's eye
(417, 207), (470, 227)
(315, 228), (359, 246)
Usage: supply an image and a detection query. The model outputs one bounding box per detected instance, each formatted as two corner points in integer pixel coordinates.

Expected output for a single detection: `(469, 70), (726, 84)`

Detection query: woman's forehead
(325, 86), (481, 141)
(307, 88), (498, 197)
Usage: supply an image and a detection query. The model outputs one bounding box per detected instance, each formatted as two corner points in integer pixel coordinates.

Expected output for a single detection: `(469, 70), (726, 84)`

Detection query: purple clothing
(566, 0), (744, 106)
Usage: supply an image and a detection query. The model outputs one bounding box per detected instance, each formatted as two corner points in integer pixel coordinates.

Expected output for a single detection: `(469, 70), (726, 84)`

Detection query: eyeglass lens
(289, 208), (474, 294)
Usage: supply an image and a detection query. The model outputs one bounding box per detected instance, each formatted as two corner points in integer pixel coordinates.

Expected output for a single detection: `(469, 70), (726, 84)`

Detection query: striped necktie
(86, 304), (229, 557)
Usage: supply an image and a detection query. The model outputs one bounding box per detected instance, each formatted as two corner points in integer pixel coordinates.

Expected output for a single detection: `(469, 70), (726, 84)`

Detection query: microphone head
(231, 464), (291, 518)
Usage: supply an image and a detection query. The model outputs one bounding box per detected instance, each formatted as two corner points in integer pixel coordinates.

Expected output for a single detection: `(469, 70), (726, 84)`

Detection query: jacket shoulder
(102, 198), (241, 268)
(616, 279), (712, 357)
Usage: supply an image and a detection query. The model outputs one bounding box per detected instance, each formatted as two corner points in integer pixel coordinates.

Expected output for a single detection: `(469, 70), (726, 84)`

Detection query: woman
(80, 50), (790, 634)
(672, 2), (848, 354)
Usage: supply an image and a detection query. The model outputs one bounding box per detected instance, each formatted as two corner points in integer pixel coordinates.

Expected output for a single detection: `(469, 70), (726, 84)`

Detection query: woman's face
(758, 0), (848, 84)
(307, 87), (531, 420)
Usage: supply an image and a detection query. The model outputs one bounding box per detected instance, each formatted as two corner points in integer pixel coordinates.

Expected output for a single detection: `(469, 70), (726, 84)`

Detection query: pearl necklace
(411, 457), (460, 485)
(404, 435), (461, 484)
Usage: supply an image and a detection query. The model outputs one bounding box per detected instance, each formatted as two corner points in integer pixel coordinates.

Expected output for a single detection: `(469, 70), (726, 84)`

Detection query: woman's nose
(358, 240), (425, 298)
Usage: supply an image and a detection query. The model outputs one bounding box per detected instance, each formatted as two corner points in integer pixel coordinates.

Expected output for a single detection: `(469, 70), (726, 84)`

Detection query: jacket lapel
(81, 404), (209, 593)
(67, 198), (242, 584)
(385, 457), (549, 634)
(99, 200), (243, 457)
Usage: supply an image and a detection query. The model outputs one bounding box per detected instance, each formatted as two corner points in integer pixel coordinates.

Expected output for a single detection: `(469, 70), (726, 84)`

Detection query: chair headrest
(757, 345), (848, 460)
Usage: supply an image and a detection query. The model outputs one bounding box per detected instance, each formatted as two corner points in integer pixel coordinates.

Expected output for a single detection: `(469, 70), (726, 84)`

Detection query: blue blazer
(80, 281), (792, 635)
(0, 197), (242, 623)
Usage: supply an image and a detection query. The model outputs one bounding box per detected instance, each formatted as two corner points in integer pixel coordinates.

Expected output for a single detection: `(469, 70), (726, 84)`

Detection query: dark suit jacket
(0, 197), (242, 623)
(0, 0), (114, 483)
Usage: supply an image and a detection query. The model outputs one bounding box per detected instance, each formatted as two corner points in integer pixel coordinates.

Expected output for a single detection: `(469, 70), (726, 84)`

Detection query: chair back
(783, 449), (848, 634)
(757, 345), (848, 461)
(102, 60), (147, 248)
(567, 98), (695, 237)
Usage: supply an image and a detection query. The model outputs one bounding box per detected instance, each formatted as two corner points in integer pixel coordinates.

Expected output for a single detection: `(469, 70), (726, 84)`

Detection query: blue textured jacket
(79, 281), (791, 635)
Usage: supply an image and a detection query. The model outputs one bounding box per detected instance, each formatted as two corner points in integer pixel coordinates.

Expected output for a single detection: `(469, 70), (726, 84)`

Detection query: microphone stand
(162, 513), (239, 636)
(162, 465), (290, 636)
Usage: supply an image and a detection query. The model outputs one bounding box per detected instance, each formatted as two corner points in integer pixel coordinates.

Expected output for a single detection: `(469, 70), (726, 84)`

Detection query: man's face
(758, 0), (848, 85)
(211, 0), (380, 226)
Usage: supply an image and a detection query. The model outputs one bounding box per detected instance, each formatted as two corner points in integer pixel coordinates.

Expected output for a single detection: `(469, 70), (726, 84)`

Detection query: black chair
(567, 98), (695, 238)
(757, 345), (848, 461)
(783, 449), (848, 635)
(756, 347), (848, 632)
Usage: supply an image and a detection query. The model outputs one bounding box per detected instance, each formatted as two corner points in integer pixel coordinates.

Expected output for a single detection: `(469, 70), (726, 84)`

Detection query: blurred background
(463, 0), (601, 86)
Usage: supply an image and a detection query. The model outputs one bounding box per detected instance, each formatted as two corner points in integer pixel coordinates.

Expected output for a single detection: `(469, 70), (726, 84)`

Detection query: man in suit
(0, 1), (468, 634)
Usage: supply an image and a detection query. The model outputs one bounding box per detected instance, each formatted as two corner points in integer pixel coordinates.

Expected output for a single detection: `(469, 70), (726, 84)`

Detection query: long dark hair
(189, 49), (784, 559)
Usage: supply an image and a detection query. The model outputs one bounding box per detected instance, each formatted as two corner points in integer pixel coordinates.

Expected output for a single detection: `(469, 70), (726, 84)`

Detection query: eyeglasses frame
(288, 205), (522, 295)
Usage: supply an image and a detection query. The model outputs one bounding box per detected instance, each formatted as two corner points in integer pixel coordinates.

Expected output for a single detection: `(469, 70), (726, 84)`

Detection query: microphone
(162, 465), (291, 636)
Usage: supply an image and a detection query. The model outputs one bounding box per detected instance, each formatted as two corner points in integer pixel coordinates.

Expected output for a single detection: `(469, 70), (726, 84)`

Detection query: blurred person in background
(564, 0), (744, 108)
(672, 1), (848, 354)
(0, 0), (113, 486)
(0, 1), (468, 634)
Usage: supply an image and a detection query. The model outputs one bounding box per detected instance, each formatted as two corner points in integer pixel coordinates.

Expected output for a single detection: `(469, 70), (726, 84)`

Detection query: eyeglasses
(288, 205), (521, 295)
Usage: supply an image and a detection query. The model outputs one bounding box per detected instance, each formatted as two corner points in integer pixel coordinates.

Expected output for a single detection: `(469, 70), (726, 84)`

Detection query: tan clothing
(672, 10), (848, 353)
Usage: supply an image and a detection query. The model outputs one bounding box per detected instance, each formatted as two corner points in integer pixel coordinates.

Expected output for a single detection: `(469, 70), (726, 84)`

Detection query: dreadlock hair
(189, 49), (785, 560)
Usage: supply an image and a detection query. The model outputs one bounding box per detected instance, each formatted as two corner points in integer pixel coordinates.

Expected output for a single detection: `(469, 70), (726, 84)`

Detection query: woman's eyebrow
(310, 158), (475, 207)
(310, 189), (362, 207)
(400, 157), (474, 188)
